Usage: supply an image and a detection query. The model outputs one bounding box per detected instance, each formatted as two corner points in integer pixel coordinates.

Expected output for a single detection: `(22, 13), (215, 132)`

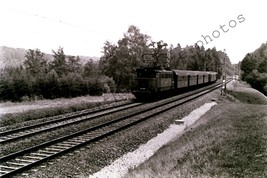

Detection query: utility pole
(221, 49), (227, 96)
(224, 55), (226, 80)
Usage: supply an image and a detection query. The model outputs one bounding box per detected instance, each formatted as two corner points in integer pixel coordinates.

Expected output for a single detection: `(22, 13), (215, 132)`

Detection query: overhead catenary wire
(3, 6), (112, 36)
(0, 5), (116, 56)
(0, 5), (114, 46)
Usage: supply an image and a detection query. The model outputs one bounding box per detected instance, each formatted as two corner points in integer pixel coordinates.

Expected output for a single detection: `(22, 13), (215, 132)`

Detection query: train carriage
(204, 75), (209, 83)
(157, 70), (174, 92)
(173, 70), (188, 89)
(187, 71), (198, 87)
(198, 74), (204, 85)
(132, 67), (217, 100)
(203, 72), (209, 83)
(208, 72), (217, 82)
(173, 70), (200, 88)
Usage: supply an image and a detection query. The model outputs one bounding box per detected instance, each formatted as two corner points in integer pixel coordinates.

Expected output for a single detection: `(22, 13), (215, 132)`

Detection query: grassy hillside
(125, 82), (267, 178)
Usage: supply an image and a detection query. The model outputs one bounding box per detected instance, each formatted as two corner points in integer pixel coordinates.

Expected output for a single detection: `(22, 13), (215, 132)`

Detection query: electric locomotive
(132, 67), (174, 98)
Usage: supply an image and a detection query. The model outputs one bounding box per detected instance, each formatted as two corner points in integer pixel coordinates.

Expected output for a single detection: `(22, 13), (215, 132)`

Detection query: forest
(0, 25), (234, 102)
(240, 42), (267, 96)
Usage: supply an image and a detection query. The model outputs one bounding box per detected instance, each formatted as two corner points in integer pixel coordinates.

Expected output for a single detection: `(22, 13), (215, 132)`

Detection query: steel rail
(0, 82), (226, 177)
(0, 102), (142, 143)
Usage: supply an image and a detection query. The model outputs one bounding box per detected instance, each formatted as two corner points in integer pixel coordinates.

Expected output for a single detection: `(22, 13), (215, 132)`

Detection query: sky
(0, 0), (266, 64)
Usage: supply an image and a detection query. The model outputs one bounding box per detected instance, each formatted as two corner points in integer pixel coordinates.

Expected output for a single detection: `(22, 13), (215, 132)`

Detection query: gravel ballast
(21, 89), (220, 177)
(90, 102), (217, 178)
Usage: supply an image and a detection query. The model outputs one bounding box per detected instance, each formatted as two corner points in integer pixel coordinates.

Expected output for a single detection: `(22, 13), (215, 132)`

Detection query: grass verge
(0, 101), (109, 127)
(125, 83), (267, 178)
(0, 93), (134, 128)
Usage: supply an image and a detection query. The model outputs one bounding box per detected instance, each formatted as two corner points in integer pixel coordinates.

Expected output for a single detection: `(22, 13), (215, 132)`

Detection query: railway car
(173, 70), (199, 89)
(208, 71), (217, 82)
(132, 67), (217, 99)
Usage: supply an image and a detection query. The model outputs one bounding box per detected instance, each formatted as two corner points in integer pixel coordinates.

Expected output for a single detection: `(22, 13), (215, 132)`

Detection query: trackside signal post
(221, 79), (226, 96)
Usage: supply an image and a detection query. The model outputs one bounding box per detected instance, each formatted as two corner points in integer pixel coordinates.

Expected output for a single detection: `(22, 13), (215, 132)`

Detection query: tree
(185, 45), (199, 70)
(145, 40), (169, 68)
(59, 72), (84, 98)
(1, 67), (28, 101)
(169, 44), (188, 70)
(0, 68), (14, 101)
(44, 69), (60, 99)
(209, 47), (220, 72)
(50, 47), (68, 77)
(83, 59), (97, 77)
(258, 57), (267, 73)
(67, 55), (82, 73)
(241, 53), (258, 80)
(240, 42), (267, 96)
(99, 25), (151, 91)
(245, 70), (267, 95)
(24, 49), (47, 76)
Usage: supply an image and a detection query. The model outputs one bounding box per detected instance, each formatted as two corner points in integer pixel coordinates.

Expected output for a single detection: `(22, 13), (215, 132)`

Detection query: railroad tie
(38, 150), (58, 154)
(31, 152), (51, 157)
(15, 158), (36, 163)
(24, 155), (44, 160)
(0, 165), (19, 170)
(6, 162), (28, 166)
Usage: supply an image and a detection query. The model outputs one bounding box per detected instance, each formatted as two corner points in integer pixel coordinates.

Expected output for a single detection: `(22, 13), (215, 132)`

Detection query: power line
(3, 6), (112, 37)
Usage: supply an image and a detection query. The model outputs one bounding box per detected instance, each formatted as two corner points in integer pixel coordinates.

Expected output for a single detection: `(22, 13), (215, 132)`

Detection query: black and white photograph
(0, 0), (266, 177)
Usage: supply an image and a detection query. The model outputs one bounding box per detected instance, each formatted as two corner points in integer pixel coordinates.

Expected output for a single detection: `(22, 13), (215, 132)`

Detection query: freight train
(132, 67), (217, 99)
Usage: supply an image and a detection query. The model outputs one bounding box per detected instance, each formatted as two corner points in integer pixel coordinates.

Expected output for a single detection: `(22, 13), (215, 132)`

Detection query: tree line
(0, 25), (232, 102)
(0, 48), (115, 101)
(100, 25), (231, 90)
(240, 42), (267, 95)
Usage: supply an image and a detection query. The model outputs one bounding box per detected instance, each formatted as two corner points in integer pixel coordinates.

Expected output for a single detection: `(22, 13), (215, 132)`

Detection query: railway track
(0, 102), (143, 144)
(0, 81), (229, 177)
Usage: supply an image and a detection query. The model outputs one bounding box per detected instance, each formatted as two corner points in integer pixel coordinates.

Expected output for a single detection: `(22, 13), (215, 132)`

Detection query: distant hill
(0, 46), (100, 69)
(0, 46), (26, 69)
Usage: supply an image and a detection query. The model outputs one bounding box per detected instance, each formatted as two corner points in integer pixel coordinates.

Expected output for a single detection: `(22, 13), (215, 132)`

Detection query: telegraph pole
(224, 52), (226, 80)
(221, 49), (227, 96)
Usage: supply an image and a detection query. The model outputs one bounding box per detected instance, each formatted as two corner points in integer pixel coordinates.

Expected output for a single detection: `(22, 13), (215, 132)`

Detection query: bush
(245, 70), (267, 96)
